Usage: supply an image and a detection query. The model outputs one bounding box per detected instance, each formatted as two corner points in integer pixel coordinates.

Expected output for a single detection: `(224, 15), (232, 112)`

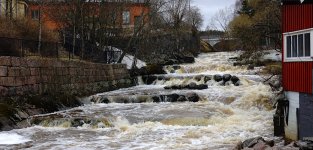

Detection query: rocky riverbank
(234, 136), (313, 150)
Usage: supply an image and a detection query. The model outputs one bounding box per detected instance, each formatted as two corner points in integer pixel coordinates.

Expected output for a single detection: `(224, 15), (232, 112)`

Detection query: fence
(0, 37), (59, 57)
(0, 36), (122, 64)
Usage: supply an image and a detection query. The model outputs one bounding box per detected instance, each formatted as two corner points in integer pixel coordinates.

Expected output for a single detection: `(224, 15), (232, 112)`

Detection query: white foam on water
(1, 51), (277, 149)
(0, 132), (31, 145)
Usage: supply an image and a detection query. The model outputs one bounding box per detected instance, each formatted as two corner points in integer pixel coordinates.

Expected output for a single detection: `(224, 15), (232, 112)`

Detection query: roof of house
(282, 0), (313, 4)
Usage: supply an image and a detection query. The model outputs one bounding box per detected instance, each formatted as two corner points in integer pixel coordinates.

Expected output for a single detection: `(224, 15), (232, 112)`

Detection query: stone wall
(0, 56), (133, 97)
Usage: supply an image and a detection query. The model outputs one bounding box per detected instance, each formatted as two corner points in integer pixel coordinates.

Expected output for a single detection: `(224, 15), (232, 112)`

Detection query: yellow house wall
(0, 0), (26, 19)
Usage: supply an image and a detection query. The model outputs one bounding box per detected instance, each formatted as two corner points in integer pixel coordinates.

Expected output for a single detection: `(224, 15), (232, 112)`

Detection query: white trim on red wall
(283, 28), (313, 62)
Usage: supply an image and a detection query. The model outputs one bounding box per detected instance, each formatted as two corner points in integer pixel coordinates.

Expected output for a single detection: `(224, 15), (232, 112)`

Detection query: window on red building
(122, 11), (130, 25)
(284, 29), (312, 61)
(31, 10), (40, 20)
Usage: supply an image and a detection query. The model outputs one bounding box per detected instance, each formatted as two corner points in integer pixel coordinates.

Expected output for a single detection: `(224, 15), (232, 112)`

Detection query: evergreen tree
(237, 0), (254, 16)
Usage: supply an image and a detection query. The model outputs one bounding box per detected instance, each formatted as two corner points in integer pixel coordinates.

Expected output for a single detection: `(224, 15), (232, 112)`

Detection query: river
(0, 52), (276, 150)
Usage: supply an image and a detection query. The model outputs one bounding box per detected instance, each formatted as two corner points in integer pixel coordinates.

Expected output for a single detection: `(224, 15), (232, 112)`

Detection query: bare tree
(206, 6), (234, 33)
(186, 6), (203, 31)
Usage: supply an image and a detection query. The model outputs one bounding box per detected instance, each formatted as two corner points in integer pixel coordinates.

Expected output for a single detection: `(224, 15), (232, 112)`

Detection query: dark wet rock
(166, 94), (180, 102)
(197, 84), (208, 89)
(233, 141), (243, 150)
(223, 74), (232, 82)
(204, 75), (212, 82)
(152, 96), (161, 103)
(214, 74), (223, 82)
(231, 76), (240, 84)
(265, 140), (275, 147)
(247, 64), (255, 70)
(233, 62), (242, 66)
(177, 95), (188, 102)
(173, 53), (195, 64)
(234, 81), (241, 86)
(194, 75), (203, 81)
(188, 82), (197, 89)
(142, 75), (158, 85)
(229, 57), (239, 61)
(143, 64), (166, 75)
(171, 85), (183, 89)
(164, 85), (182, 90)
(173, 65), (181, 70)
(157, 76), (165, 80)
(186, 92), (200, 102)
(164, 59), (178, 65)
(186, 82), (208, 90)
(242, 137), (265, 148)
(98, 97), (110, 104)
(164, 86), (171, 90)
(71, 118), (85, 127)
(165, 83), (207, 90)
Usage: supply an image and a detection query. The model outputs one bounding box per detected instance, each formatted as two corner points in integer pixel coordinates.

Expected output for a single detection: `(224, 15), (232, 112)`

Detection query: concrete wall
(299, 93), (313, 140)
(0, 56), (133, 97)
(285, 91), (299, 141)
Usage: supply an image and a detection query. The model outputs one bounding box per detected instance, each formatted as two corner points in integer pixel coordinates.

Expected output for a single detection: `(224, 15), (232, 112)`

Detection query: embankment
(0, 56), (134, 130)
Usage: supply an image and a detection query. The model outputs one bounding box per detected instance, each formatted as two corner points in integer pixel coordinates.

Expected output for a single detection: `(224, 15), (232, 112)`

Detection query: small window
(31, 10), (40, 20)
(122, 11), (130, 24)
(292, 35), (297, 57)
(287, 36), (291, 58)
(298, 34), (304, 57)
(305, 33), (311, 56)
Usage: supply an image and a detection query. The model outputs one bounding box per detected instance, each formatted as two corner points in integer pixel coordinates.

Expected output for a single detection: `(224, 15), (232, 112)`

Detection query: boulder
(233, 141), (243, 150)
(142, 64), (166, 75)
(187, 82), (197, 89)
(234, 81), (241, 86)
(204, 75), (212, 82)
(98, 97), (110, 104)
(214, 74), (223, 82)
(171, 85), (182, 89)
(186, 92), (200, 102)
(194, 75), (203, 81)
(231, 76), (240, 84)
(247, 64), (255, 70)
(164, 86), (171, 90)
(157, 76), (166, 81)
(177, 95), (188, 102)
(242, 137), (265, 148)
(187, 82), (208, 90)
(173, 65), (181, 70)
(223, 74), (232, 82)
(166, 94), (180, 102)
(197, 84), (208, 89)
(152, 96), (161, 103)
(142, 75), (158, 85)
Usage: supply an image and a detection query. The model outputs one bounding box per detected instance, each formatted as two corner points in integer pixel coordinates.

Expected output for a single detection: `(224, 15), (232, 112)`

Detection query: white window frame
(284, 28), (313, 62)
(122, 11), (130, 25)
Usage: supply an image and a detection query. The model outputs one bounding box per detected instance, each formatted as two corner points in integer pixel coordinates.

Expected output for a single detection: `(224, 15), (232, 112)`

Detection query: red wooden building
(282, 0), (313, 141)
(26, 0), (150, 31)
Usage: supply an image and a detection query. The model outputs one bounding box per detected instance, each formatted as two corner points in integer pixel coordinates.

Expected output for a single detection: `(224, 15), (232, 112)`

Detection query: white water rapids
(0, 52), (276, 150)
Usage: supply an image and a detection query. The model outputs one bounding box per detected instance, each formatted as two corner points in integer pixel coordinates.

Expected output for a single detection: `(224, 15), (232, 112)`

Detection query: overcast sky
(191, 0), (237, 31)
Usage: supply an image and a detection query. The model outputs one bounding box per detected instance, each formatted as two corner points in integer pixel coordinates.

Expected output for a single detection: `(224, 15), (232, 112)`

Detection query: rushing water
(0, 52), (276, 150)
